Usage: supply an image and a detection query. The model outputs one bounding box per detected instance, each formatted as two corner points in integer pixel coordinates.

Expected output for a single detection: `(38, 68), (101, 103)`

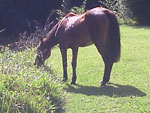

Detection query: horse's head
(34, 39), (51, 67)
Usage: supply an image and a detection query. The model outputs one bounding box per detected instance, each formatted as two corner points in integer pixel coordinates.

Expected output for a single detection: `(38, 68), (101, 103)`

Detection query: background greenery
(1, 0), (150, 45)
(126, 0), (150, 25)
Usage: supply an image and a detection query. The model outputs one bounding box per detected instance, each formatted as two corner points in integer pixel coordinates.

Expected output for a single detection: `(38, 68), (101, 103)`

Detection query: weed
(0, 48), (64, 113)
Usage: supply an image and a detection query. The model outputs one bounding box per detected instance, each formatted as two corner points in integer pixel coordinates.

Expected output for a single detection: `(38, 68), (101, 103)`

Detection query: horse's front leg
(60, 47), (68, 82)
(71, 47), (78, 84)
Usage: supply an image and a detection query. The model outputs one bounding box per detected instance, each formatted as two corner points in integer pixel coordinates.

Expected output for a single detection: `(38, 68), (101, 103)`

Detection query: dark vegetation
(126, 0), (150, 25)
(0, 0), (62, 45)
(0, 0), (149, 46)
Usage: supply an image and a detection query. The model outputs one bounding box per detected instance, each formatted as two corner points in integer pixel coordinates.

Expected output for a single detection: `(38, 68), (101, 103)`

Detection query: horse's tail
(105, 10), (121, 63)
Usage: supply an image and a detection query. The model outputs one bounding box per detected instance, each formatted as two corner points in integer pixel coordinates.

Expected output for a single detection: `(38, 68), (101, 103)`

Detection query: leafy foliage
(98, 0), (132, 23)
(126, 0), (150, 25)
(0, 48), (64, 113)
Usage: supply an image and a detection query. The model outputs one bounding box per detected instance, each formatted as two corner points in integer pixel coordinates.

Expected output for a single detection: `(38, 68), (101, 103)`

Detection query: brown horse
(34, 7), (121, 86)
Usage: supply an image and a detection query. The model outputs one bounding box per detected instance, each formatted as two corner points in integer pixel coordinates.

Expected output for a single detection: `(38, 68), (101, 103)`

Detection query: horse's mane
(54, 13), (78, 36)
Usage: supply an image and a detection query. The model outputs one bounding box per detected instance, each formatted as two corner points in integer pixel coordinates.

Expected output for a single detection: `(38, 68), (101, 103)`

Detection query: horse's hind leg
(94, 43), (114, 86)
(89, 29), (114, 86)
(101, 59), (113, 86)
(71, 47), (78, 84)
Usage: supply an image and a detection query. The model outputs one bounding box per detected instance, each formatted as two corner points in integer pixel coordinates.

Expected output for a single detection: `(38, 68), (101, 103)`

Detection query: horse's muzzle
(34, 58), (44, 68)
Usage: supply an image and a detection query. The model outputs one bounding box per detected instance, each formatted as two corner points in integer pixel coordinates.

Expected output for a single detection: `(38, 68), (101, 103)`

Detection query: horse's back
(64, 12), (92, 47)
(65, 13), (84, 31)
(85, 7), (110, 30)
(59, 7), (113, 48)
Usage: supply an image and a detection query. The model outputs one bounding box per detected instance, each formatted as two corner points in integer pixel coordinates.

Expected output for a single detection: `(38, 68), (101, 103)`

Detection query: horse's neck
(45, 27), (58, 49)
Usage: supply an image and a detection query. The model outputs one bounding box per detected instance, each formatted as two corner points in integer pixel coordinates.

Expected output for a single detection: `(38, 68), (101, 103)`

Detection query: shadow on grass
(67, 83), (146, 97)
(132, 25), (150, 29)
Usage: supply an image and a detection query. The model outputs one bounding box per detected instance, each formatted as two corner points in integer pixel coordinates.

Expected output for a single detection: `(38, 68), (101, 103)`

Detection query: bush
(99, 0), (131, 21)
(0, 48), (64, 113)
(126, 0), (150, 25)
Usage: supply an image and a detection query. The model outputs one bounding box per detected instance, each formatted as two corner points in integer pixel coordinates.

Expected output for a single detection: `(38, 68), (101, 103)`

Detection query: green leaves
(0, 48), (63, 113)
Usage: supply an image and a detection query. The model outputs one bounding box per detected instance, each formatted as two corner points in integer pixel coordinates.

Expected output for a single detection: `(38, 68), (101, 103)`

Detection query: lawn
(47, 25), (150, 113)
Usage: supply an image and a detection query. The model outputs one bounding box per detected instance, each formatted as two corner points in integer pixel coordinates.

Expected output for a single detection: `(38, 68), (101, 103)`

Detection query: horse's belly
(66, 27), (93, 47)
(78, 37), (93, 47)
(82, 40), (93, 46)
(71, 34), (93, 47)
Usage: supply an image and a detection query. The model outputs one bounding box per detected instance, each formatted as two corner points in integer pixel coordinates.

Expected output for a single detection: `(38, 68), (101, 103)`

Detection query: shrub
(99, 0), (131, 21)
(0, 48), (64, 113)
(126, 0), (150, 25)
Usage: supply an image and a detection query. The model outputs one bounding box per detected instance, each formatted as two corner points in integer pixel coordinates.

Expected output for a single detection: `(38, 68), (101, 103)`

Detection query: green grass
(0, 48), (64, 113)
(47, 25), (150, 113)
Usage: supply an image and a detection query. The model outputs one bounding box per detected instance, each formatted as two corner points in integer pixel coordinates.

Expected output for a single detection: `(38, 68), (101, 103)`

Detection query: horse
(34, 7), (121, 86)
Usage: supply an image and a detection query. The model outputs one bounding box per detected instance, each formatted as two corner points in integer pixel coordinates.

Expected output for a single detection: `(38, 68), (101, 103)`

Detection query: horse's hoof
(61, 78), (68, 83)
(100, 81), (107, 87)
(71, 81), (76, 85)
